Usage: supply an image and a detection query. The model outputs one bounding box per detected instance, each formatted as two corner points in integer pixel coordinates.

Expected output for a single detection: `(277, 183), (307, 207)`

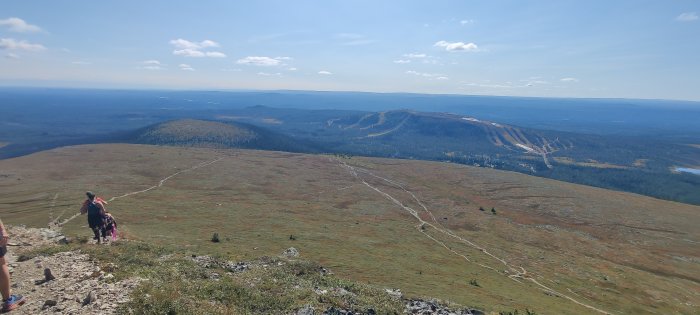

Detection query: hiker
(0, 219), (26, 312)
(103, 211), (118, 242)
(79, 191), (107, 244)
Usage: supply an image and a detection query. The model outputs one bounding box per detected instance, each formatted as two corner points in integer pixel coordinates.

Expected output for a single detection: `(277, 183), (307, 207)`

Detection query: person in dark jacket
(79, 191), (107, 244)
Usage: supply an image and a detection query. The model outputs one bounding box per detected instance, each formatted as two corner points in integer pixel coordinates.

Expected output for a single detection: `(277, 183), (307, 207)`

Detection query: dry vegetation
(1, 144), (698, 314)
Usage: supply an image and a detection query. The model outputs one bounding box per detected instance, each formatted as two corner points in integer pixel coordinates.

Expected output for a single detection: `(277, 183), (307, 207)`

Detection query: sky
(1, 0), (699, 101)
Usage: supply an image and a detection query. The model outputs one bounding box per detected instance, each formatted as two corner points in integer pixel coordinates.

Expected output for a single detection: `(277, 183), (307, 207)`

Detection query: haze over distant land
(2, 1), (700, 101)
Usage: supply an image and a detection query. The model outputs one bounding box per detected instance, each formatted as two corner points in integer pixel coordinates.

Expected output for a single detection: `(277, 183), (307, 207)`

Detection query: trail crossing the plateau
(336, 158), (613, 315)
(58, 157), (224, 226)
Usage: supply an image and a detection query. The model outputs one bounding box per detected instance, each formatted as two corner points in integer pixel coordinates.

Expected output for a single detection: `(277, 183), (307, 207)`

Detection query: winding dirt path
(337, 158), (613, 315)
(58, 157), (224, 226)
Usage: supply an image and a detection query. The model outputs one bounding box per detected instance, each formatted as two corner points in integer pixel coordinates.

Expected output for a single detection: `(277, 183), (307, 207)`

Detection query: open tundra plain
(0, 144), (698, 314)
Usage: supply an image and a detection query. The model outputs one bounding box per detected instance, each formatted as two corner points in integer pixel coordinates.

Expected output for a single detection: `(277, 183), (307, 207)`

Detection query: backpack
(87, 201), (102, 217)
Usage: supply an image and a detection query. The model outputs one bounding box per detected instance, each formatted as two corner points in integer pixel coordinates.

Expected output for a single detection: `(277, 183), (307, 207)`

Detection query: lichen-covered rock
(282, 247), (299, 258)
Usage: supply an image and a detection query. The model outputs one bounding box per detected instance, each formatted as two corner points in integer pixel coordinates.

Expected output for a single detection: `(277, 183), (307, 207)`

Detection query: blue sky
(1, 0), (699, 100)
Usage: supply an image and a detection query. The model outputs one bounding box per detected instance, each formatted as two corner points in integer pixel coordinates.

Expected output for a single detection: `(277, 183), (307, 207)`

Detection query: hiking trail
(337, 158), (613, 315)
(58, 157), (224, 226)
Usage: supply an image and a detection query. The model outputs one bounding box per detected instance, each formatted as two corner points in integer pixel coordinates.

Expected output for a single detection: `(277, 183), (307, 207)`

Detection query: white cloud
(561, 77), (579, 82)
(199, 40), (220, 48)
(287, 67), (298, 71)
(393, 59), (411, 64)
(170, 38), (226, 58)
(204, 51), (226, 58)
(462, 82), (514, 89)
(0, 17), (42, 33)
(676, 12), (698, 22)
(403, 53), (427, 58)
(220, 68), (242, 72)
(434, 40), (478, 52)
(141, 60), (163, 70)
(179, 64), (195, 71)
(5, 53), (18, 59)
(318, 70), (332, 75)
(170, 39), (219, 49)
(460, 19), (475, 25)
(405, 70), (445, 80)
(257, 72), (282, 76)
(0, 38), (46, 51)
(522, 78), (549, 85)
(173, 49), (226, 58)
(173, 49), (204, 57)
(236, 56), (291, 66)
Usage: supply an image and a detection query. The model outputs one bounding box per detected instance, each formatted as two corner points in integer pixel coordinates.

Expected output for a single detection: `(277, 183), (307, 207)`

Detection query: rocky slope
(4, 226), (142, 314)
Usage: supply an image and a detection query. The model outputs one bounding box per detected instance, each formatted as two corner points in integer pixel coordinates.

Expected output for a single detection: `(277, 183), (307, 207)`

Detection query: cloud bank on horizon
(1, 1), (699, 101)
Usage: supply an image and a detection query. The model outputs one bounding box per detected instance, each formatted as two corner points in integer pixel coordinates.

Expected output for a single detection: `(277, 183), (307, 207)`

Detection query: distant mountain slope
(133, 119), (320, 153)
(227, 107), (700, 205)
(333, 110), (570, 166)
(234, 108), (573, 168)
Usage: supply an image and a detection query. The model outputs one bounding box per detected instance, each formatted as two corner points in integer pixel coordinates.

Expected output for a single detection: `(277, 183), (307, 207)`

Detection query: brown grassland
(0, 144), (698, 314)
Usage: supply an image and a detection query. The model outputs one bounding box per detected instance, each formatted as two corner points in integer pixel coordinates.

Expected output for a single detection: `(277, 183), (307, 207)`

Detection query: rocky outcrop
(282, 247), (300, 258)
(5, 226), (144, 314)
(405, 299), (485, 315)
(191, 255), (250, 273)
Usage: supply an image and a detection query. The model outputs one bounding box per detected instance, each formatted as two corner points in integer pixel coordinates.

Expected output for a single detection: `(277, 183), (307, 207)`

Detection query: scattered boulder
(323, 306), (355, 315)
(405, 299), (483, 315)
(191, 255), (218, 268)
(192, 255), (250, 274)
(331, 287), (355, 297)
(319, 266), (333, 276)
(222, 261), (249, 273)
(297, 304), (315, 315)
(42, 299), (57, 309)
(83, 290), (97, 305)
(385, 288), (403, 299)
(282, 247), (299, 258)
(44, 267), (56, 282)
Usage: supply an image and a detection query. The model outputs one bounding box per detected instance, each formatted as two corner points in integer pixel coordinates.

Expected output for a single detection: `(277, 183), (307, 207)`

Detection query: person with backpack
(103, 211), (118, 242)
(0, 218), (26, 312)
(79, 191), (107, 244)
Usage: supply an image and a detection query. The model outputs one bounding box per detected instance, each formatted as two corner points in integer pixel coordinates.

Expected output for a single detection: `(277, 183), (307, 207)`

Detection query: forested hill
(132, 119), (321, 153)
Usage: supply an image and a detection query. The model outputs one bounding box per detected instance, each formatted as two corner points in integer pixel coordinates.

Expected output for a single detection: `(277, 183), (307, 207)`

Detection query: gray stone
(44, 268), (56, 281)
(282, 247), (299, 258)
(42, 299), (57, 309)
(297, 304), (315, 315)
(83, 290), (97, 305)
(385, 288), (402, 299)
